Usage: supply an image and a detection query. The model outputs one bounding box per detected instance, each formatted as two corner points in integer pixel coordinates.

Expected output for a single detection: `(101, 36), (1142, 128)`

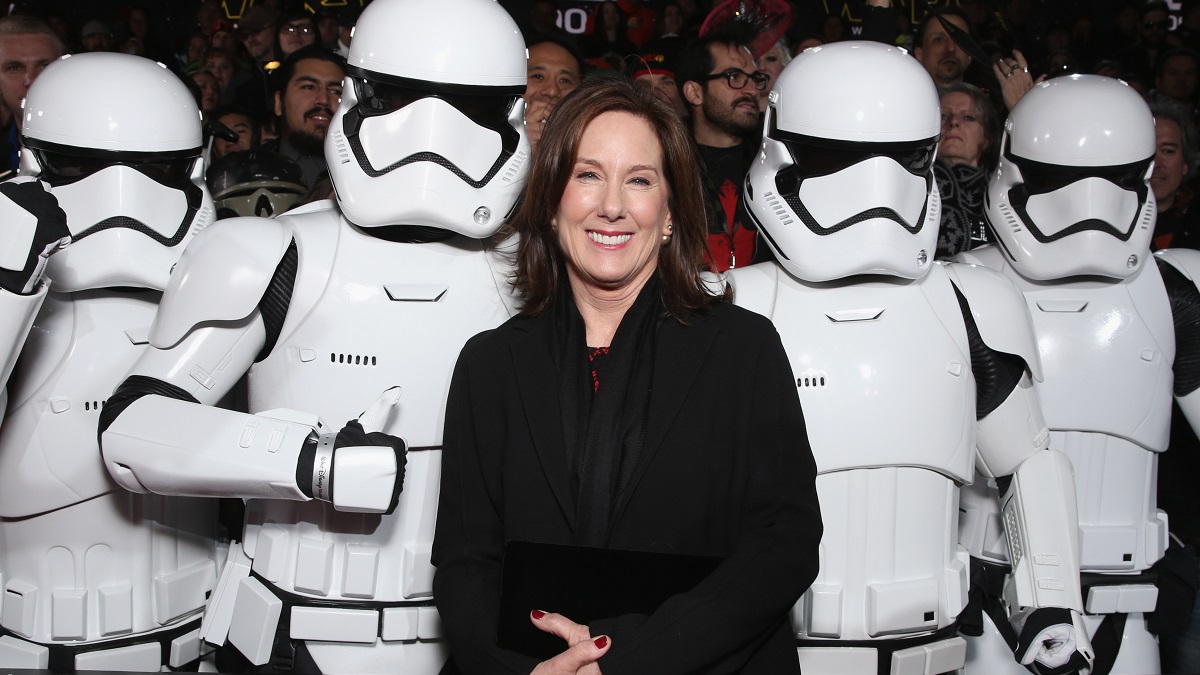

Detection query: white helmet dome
(986, 75), (1155, 280)
(24, 52), (201, 153)
(20, 52), (212, 292)
(326, 0), (531, 235)
(346, 0), (526, 89)
(745, 41), (942, 282)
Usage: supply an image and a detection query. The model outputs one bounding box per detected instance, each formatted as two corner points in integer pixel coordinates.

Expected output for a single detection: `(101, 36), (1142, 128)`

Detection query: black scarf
(553, 275), (662, 548)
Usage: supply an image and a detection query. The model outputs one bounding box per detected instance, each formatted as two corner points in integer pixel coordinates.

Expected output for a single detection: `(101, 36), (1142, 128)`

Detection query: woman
(934, 82), (1000, 258)
(581, 1), (637, 72)
(433, 79), (821, 674)
(756, 39), (791, 110)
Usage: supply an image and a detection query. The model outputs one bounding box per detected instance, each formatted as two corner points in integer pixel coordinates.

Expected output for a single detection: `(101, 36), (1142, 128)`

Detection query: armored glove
(1016, 607), (1094, 675)
(300, 387), (407, 514)
(0, 178), (69, 295)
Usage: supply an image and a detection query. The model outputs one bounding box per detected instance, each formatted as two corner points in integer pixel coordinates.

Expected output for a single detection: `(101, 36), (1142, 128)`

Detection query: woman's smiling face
(554, 110), (673, 296)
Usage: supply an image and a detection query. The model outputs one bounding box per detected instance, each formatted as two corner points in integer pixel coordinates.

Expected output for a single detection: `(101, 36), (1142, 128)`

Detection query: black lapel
(610, 307), (722, 523)
(510, 315), (576, 530)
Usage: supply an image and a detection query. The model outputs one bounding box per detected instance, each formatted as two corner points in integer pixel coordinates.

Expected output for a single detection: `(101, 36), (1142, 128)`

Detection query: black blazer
(433, 300), (822, 674)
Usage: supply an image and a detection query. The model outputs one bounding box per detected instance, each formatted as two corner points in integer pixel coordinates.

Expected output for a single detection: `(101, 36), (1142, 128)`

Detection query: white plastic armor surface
(0, 290), (219, 652)
(963, 245), (1173, 574)
(728, 262), (976, 661)
(100, 205), (519, 672)
(1000, 450), (1085, 614)
(0, 285), (46, 407)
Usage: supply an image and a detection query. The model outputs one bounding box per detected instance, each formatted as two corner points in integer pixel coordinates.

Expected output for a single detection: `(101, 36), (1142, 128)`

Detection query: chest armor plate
(0, 291), (217, 645)
(1007, 257), (1174, 451)
(0, 291), (159, 517)
(765, 267), (976, 483)
(242, 217), (517, 602)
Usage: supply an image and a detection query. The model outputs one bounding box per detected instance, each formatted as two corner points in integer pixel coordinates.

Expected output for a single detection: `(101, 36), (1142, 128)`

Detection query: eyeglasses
(1144, 19), (1170, 30)
(280, 23), (315, 35)
(702, 68), (770, 91)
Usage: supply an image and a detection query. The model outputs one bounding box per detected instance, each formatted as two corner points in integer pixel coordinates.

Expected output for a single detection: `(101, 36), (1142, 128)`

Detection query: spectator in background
(582, 0), (637, 72)
(0, 16), (65, 172)
(205, 47), (239, 100)
(756, 39), (790, 110)
(210, 104), (260, 161)
(275, 10), (318, 61)
(1149, 97), (1200, 249)
(209, 19), (238, 53)
(913, 9), (972, 89)
(677, 32), (769, 271)
(1154, 46), (1200, 107)
(1118, 0), (1172, 83)
(196, 0), (221, 39)
(523, 36), (584, 150)
(191, 69), (221, 121)
(628, 48), (686, 118)
(259, 45), (344, 190)
(526, 0), (570, 43)
(227, 5), (278, 122)
(819, 13), (848, 43)
(333, 7), (358, 59)
(121, 4), (170, 64)
(315, 10), (339, 49)
(619, 0), (657, 48)
(178, 32), (207, 71)
(79, 20), (113, 52)
(933, 82), (1001, 258)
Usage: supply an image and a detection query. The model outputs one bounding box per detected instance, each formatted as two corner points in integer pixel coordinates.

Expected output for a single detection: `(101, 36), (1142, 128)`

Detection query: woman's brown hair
(506, 77), (726, 321)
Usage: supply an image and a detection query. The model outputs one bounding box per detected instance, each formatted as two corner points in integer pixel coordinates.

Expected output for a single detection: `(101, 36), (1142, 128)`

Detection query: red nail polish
(594, 636), (608, 649)
(531, 609), (546, 620)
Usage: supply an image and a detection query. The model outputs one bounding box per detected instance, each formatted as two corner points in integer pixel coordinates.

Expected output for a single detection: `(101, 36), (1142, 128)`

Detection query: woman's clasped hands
(528, 610), (611, 675)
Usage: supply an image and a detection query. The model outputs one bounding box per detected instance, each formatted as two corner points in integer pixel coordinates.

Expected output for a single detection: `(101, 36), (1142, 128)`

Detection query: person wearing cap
(228, 5), (279, 123)
(79, 20), (113, 53)
(629, 48), (686, 118)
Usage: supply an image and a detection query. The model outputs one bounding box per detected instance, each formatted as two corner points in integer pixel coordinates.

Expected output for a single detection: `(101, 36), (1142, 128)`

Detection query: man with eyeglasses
(1118, 0), (1173, 84)
(678, 31), (771, 272)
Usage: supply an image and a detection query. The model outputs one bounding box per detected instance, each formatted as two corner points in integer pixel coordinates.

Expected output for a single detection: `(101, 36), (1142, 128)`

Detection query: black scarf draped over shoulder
(552, 274), (663, 548)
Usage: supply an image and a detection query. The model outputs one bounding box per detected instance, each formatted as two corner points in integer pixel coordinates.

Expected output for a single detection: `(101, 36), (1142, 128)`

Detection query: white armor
(0, 53), (220, 671)
(731, 42), (1090, 675)
(97, 0), (530, 671)
(955, 74), (1200, 675)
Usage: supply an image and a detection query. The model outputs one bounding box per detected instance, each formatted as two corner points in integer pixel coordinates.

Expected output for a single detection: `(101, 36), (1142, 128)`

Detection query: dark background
(4, 0), (1182, 66)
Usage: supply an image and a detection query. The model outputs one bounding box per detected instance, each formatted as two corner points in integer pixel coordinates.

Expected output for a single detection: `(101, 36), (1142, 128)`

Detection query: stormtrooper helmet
(208, 149), (308, 219)
(986, 75), (1156, 280)
(744, 41), (942, 282)
(326, 0), (530, 235)
(21, 52), (213, 292)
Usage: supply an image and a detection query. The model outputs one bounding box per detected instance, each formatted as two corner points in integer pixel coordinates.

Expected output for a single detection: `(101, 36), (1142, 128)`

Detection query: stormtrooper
(726, 41), (1092, 675)
(0, 52), (222, 671)
(207, 149), (308, 220)
(96, 0), (530, 671)
(954, 74), (1200, 675)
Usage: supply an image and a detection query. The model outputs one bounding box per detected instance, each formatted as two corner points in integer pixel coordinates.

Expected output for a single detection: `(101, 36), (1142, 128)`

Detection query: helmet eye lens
(776, 135), (937, 183)
(1009, 151), (1151, 195)
(34, 148), (196, 187)
(353, 78), (516, 131)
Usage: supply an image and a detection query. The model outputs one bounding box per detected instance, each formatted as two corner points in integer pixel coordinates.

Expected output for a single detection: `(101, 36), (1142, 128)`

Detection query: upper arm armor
(149, 217), (292, 349)
(945, 262), (1043, 382)
(1155, 250), (1200, 396)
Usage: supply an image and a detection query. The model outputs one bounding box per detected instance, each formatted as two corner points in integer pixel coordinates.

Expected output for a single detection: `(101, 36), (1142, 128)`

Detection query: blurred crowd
(3, 0), (1198, 256)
